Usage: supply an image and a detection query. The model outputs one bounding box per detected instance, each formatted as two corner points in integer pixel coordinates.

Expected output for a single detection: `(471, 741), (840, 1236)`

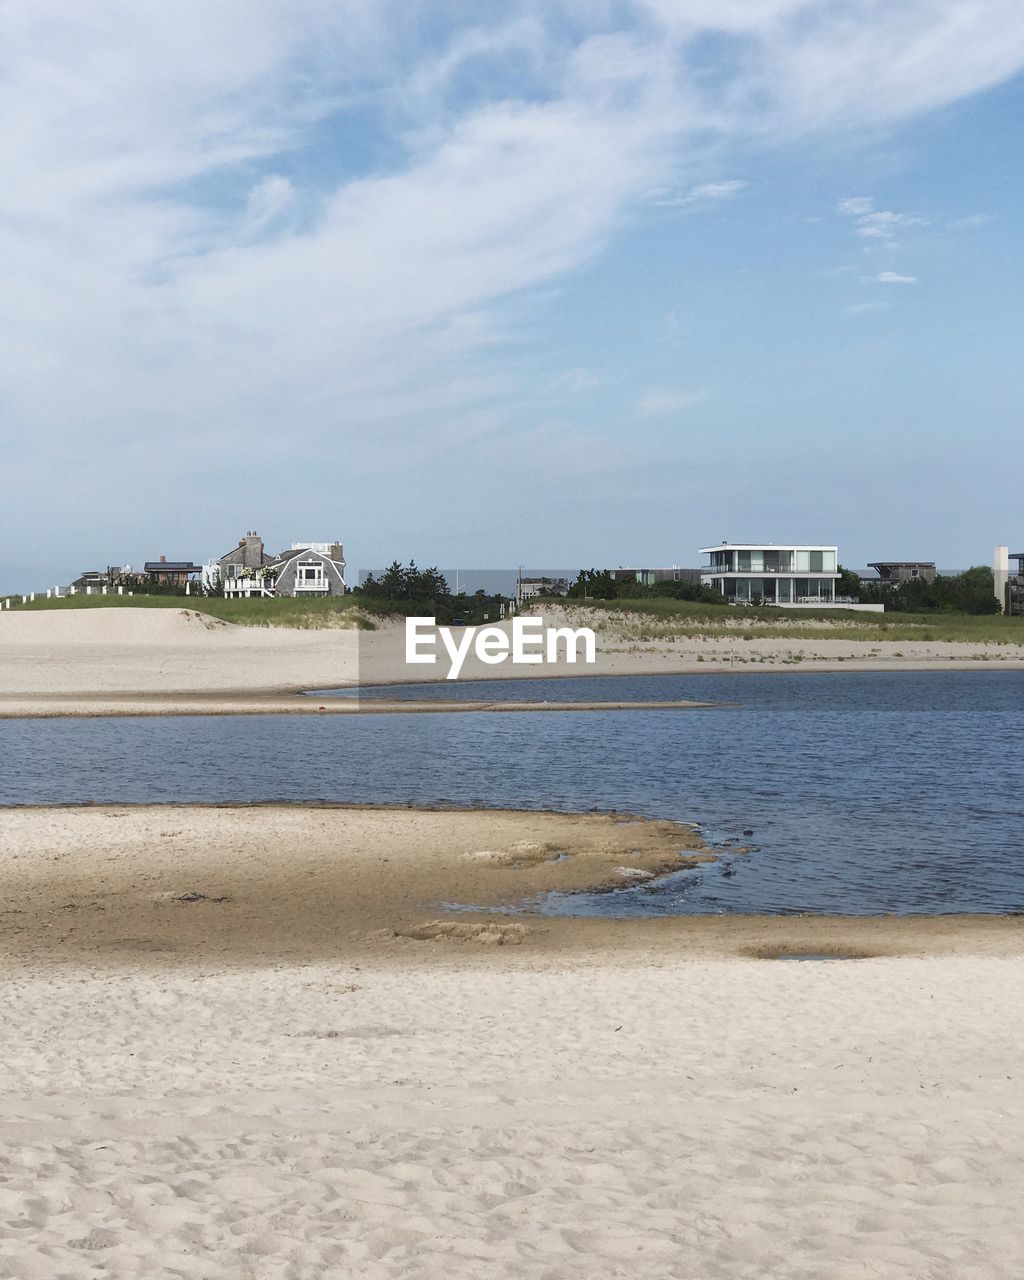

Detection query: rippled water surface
(3, 672), (1022, 915)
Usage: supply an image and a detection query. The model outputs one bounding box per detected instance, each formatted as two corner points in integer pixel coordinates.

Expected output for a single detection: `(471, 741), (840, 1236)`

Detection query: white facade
(700, 542), (842, 607)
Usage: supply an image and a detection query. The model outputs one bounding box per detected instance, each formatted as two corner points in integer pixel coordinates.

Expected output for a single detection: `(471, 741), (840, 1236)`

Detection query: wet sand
(1, 805), (1022, 1277)
(1, 805), (1019, 967)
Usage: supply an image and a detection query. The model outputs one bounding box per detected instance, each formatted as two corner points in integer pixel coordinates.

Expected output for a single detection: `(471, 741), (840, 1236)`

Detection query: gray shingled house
(213, 532), (346, 598)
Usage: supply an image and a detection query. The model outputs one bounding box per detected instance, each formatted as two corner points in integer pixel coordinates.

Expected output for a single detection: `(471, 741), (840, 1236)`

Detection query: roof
(264, 547), (344, 569)
(868, 561), (935, 569)
(144, 562), (201, 573)
(699, 543), (838, 553)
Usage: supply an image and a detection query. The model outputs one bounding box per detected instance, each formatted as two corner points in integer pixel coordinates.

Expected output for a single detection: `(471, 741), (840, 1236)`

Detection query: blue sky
(2, 0), (1023, 591)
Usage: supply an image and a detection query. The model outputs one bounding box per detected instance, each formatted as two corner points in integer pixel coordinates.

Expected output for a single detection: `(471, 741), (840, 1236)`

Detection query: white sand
(1, 606), (1022, 718)
(0, 805), (1022, 1276)
(1, 955), (1022, 1278)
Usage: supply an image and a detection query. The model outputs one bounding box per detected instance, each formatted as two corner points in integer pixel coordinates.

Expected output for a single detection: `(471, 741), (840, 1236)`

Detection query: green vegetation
(4, 593), (377, 630)
(565, 568), (725, 605)
(4, 558), (512, 629)
(552, 596), (1024, 645)
(855, 566), (1002, 615)
(357, 561), (509, 625)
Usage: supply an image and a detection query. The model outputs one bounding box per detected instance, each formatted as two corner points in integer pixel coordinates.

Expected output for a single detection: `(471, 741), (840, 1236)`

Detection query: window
(297, 559), (327, 587)
(809, 551), (823, 572)
(229, 563), (241, 577)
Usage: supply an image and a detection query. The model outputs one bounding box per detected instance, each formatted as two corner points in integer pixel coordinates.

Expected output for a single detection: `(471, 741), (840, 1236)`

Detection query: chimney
(160, 554), (166, 563)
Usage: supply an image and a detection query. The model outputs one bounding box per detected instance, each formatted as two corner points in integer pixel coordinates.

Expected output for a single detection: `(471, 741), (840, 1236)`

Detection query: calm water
(2, 672), (1022, 915)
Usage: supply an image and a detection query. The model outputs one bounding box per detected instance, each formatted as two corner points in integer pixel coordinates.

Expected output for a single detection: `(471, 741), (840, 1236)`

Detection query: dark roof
(144, 562), (200, 573)
(867, 561), (935, 570)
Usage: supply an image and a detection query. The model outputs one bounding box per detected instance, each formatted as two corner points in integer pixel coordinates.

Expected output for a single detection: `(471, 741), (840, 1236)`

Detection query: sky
(2, 0), (1023, 592)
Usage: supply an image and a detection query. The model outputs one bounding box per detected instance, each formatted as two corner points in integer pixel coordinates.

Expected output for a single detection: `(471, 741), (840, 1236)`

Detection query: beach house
(699, 542), (842, 606)
(215, 534), (347, 599)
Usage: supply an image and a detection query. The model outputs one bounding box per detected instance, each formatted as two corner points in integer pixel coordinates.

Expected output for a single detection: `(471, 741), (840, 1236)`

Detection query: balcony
(223, 577), (277, 598)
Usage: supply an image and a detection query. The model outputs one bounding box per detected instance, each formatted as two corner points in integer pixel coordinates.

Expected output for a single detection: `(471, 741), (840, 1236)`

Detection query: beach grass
(551, 597), (1024, 645)
(3, 593), (379, 630)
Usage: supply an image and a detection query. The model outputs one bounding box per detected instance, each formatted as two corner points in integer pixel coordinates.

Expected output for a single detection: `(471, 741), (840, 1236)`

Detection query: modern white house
(699, 542), (880, 610)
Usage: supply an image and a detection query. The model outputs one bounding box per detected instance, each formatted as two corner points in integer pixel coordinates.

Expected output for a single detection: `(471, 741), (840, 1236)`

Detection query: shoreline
(1, 660), (1021, 720)
(1, 804), (1020, 969)
(1, 607), (1022, 720)
(0, 692), (720, 719)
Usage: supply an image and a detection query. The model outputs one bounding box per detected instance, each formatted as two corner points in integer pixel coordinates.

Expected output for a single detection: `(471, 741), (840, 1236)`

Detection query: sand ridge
(2, 606), (1023, 719)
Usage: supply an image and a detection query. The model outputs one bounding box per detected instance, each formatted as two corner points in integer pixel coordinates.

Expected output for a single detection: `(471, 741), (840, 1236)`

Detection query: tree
(836, 564), (864, 601)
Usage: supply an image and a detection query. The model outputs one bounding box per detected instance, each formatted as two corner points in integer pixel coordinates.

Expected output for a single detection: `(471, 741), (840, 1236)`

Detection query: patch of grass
(3, 593), (378, 630)
(547, 598), (1024, 646)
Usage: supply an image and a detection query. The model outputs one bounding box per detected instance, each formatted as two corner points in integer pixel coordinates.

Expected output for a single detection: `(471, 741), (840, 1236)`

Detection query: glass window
(737, 551), (751, 572)
(795, 551), (810, 572)
(809, 551), (823, 572)
(821, 550), (836, 572)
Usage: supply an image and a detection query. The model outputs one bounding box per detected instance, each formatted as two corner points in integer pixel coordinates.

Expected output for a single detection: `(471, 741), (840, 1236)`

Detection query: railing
(223, 577), (277, 597)
(704, 565), (837, 575)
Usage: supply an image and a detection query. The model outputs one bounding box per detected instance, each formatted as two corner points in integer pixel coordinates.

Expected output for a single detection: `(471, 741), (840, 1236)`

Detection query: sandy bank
(1, 805), (1019, 968)
(0, 805), (1022, 1276)
(1, 607), (1022, 720)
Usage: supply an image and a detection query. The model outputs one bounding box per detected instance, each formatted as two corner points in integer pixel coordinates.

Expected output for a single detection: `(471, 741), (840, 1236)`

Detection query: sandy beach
(0, 806), (1021, 1278)
(1, 605), (1022, 717)
(2, 619), (1022, 1276)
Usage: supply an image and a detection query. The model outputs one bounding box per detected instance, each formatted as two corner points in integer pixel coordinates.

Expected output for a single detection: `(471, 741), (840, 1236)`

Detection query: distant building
(606, 567), (702, 587)
(214, 531), (272, 582)
(68, 569), (111, 593)
(699, 542), (882, 610)
(1010, 551), (1024, 616)
(214, 533), (347, 598)
(144, 556), (202, 589)
(517, 575), (570, 602)
(868, 561), (936, 585)
(996, 546), (1024, 615)
(67, 565), (149, 596)
(700, 542), (841, 606)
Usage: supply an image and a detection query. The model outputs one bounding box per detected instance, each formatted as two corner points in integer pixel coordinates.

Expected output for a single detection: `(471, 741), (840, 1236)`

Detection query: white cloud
(874, 271), (917, 284)
(949, 213), (992, 228)
(838, 196), (874, 216)
(658, 179), (748, 208)
(635, 388), (708, 416)
(855, 210), (927, 238)
(838, 198), (927, 240)
(3, 0), (1024, 577)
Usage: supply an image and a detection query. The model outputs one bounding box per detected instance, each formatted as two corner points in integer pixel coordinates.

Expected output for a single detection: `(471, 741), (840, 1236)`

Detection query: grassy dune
(547, 598), (1024, 646)
(6, 591), (1023, 645)
(1, 594), (378, 630)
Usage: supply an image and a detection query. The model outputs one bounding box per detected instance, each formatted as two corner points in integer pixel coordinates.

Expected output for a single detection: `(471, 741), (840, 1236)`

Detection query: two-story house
(699, 542), (840, 606)
(211, 532), (346, 598)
